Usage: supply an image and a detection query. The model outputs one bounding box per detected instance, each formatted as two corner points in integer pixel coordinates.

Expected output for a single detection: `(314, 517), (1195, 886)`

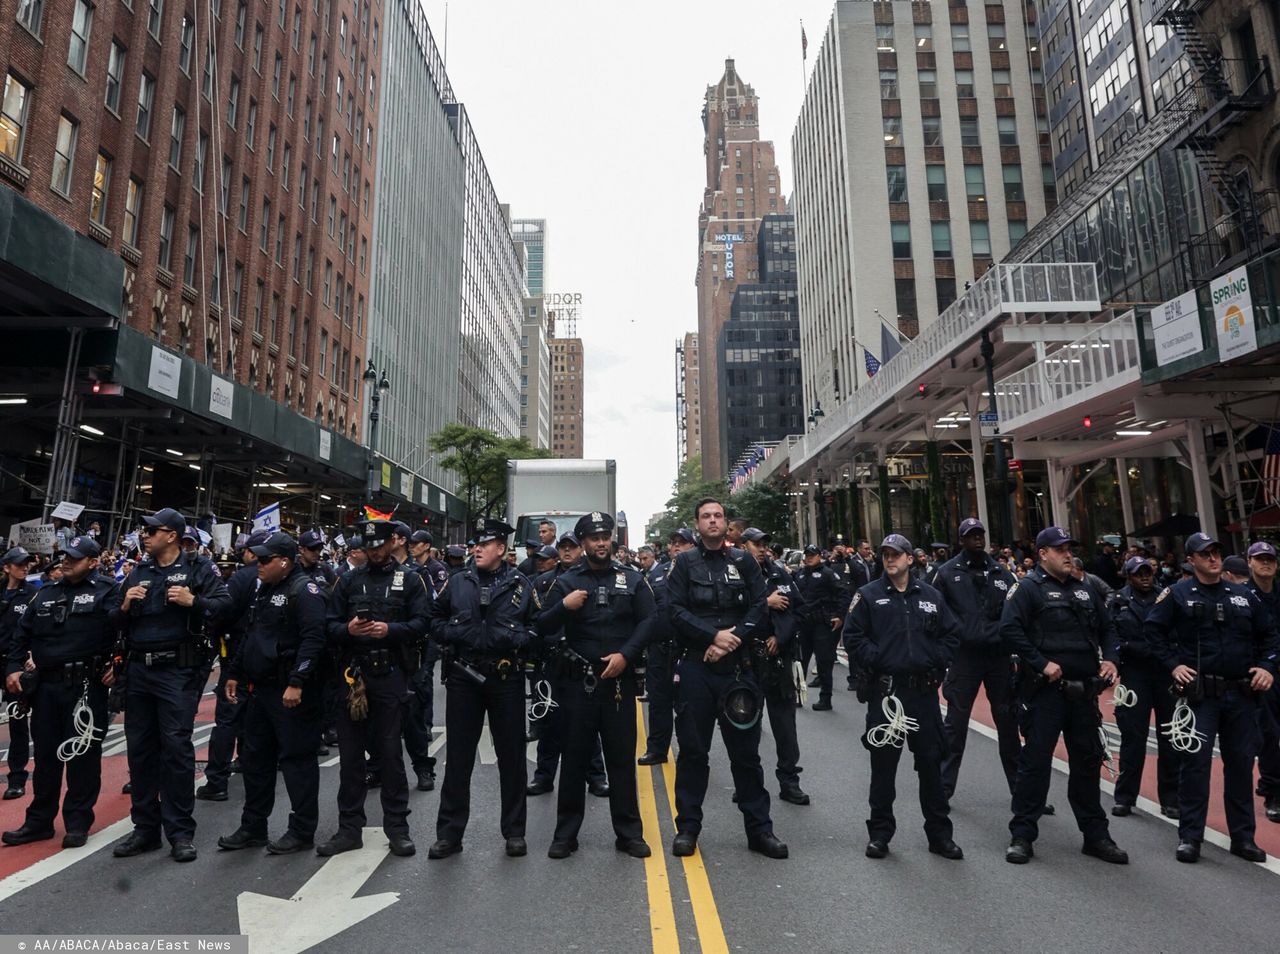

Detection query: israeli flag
(252, 502), (281, 533)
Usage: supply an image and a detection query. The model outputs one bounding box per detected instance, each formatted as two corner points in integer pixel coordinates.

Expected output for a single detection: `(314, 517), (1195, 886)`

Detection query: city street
(2, 665), (1277, 953)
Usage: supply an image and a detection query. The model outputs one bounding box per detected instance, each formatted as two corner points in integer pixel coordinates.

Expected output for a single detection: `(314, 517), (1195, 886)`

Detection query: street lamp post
(364, 360), (390, 500)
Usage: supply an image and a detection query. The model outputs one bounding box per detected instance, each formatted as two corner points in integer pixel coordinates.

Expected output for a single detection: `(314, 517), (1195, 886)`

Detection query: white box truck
(506, 459), (617, 545)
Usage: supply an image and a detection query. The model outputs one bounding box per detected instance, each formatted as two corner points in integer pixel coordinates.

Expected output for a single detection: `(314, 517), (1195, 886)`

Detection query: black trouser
(335, 667), (411, 837)
(27, 677), (108, 833)
(798, 619), (836, 699)
(398, 657), (436, 774)
(1009, 681), (1109, 844)
(125, 664), (204, 844)
(644, 641), (674, 756)
(1113, 659), (1180, 809)
(532, 675), (606, 788)
(3, 687), (30, 787)
(673, 658), (772, 838)
(553, 675), (642, 844)
(863, 684), (950, 845)
(203, 664), (246, 791)
(763, 683), (801, 790)
(240, 682), (322, 839)
(1178, 688), (1260, 844)
(435, 666), (527, 843)
(1254, 685), (1280, 799)
(941, 646), (1020, 799)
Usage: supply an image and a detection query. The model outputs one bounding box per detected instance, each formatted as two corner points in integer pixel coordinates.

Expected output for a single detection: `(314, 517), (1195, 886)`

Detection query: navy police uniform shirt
(1144, 576), (1280, 679)
(7, 573), (120, 673)
(928, 551), (1016, 652)
(430, 563), (537, 659)
(0, 581), (38, 659)
(229, 566), (328, 687)
(325, 558), (431, 653)
(759, 558), (804, 648)
(1110, 583), (1159, 665)
(666, 542), (767, 654)
(999, 567), (1118, 679)
(537, 559), (656, 665)
(842, 576), (960, 676)
(110, 552), (231, 647)
(794, 563), (843, 623)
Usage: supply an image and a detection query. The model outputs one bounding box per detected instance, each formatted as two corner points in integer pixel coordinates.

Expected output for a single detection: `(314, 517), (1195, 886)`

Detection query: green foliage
(730, 482), (792, 546)
(429, 425), (551, 526)
(645, 457), (792, 546)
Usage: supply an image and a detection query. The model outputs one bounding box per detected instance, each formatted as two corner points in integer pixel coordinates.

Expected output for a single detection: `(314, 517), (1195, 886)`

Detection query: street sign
(979, 411), (1000, 437)
(1007, 459), (1023, 472)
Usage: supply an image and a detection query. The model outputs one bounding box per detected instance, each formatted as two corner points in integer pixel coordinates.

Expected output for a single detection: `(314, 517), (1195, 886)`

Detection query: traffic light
(1082, 415), (1092, 429)
(917, 383), (926, 395)
(90, 380), (123, 396)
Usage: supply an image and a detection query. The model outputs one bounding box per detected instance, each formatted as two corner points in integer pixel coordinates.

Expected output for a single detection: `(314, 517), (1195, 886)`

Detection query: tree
(430, 425), (551, 527)
(730, 482), (793, 546)
(646, 456), (733, 542)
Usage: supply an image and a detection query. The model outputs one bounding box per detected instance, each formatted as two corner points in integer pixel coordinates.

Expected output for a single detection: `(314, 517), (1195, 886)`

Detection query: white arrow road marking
(237, 827), (399, 954)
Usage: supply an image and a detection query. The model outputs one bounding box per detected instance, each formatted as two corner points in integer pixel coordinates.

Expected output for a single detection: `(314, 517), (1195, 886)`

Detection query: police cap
(143, 508), (187, 535)
(362, 520), (395, 546)
(740, 527), (771, 543)
(250, 532), (300, 560)
(1123, 556), (1153, 576)
(1248, 541), (1277, 559)
(475, 519), (515, 545)
(574, 511), (615, 539)
(299, 529), (325, 550)
(1184, 532), (1220, 555)
(410, 530), (434, 546)
(63, 536), (102, 560)
(1035, 526), (1079, 549)
(880, 533), (913, 555)
(958, 517), (985, 538)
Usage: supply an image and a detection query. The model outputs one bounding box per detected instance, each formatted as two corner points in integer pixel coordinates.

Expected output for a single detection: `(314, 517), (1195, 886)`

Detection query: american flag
(1264, 423), (1280, 507)
(864, 348), (881, 378)
(801, 21), (808, 60)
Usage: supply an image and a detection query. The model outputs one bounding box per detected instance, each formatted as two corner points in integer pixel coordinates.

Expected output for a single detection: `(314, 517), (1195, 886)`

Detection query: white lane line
(320, 731), (446, 769)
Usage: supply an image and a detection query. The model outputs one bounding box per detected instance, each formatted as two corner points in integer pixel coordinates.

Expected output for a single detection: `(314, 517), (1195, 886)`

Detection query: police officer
(218, 532), (328, 854)
(740, 528), (808, 805)
(1245, 540), (1280, 822)
(843, 534), (961, 859)
(638, 529), (695, 765)
(335, 535), (366, 580)
(298, 529), (337, 588)
(405, 529), (448, 792)
(409, 531), (450, 596)
(198, 530), (268, 801)
(1111, 555), (1179, 819)
(321, 519), (431, 858)
(444, 544), (467, 576)
(109, 508), (232, 863)
(929, 518), (1019, 805)
(1, 536), (118, 848)
(536, 511), (654, 858)
(0, 546), (37, 800)
(794, 545), (842, 711)
(1145, 532), (1279, 863)
(429, 519), (538, 860)
(1001, 526), (1127, 866)
(666, 497), (787, 859)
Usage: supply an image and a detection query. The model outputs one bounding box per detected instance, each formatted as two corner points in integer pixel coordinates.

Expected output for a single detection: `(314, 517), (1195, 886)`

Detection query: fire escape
(1155, 0), (1276, 284)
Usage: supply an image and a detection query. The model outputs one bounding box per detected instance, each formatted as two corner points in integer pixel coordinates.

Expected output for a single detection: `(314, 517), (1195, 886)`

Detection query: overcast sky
(419, 0), (839, 534)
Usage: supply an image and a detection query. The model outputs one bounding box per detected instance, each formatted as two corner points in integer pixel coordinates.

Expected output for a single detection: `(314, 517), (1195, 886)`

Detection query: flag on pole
(252, 502), (281, 533)
(880, 322), (904, 364)
(864, 348), (882, 378)
(1264, 423), (1280, 506)
(801, 20), (808, 60)
(363, 504), (395, 521)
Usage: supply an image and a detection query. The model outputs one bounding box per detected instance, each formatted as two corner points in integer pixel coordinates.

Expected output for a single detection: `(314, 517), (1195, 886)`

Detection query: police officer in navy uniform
(298, 529), (337, 589)
(740, 528), (808, 805)
(429, 519), (538, 860)
(320, 519), (431, 858)
(537, 511), (654, 859)
(793, 545), (843, 711)
(666, 496), (788, 859)
(1145, 532), (1279, 863)
(1244, 540), (1280, 822)
(217, 532), (329, 854)
(638, 528), (695, 765)
(844, 534), (962, 859)
(929, 518), (1020, 805)
(1001, 526), (1127, 866)
(409, 531), (449, 596)
(0, 546), (37, 800)
(1110, 555), (1179, 819)
(2, 536), (118, 848)
(444, 544), (467, 576)
(110, 508), (232, 863)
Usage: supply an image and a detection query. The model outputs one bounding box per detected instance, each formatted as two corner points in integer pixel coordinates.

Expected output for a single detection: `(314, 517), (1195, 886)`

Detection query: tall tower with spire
(695, 60), (784, 479)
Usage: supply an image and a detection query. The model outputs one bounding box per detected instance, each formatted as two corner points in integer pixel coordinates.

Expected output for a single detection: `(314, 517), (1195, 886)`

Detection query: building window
(960, 118), (980, 147)
(235, 2), (246, 47)
(231, 262), (243, 316)
(931, 221), (952, 259)
(275, 214), (284, 264)
(68, 1), (93, 74)
(914, 23), (932, 52)
(193, 132), (207, 191)
(105, 41), (126, 112)
(269, 294), (279, 342)
(136, 73), (155, 140)
(922, 117), (942, 147)
(158, 206), (174, 268)
(880, 69), (898, 99)
(992, 68), (1012, 98)
(936, 277), (957, 311)
(323, 260), (332, 305)
(149, 0), (164, 39)
(0, 74), (30, 163)
(238, 176), (249, 230)
(951, 22), (970, 52)
(287, 75), (296, 116)
(16, 0), (43, 37)
(122, 177), (142, 245)
(318, 329), (327, 375)
(260, 198), (270, 250)
(926, 165), (947, 202)
(891, 222), (912, 259)
(997, 116), (1017, 146)
(886, 166), (908, 202)
(90, 153), (110, 225)
(246, 100), (257, 148)
(51, 115), (78, 195)
(1009, 219), (1028, 246)
(882, 116), (902, 147)
(895, 278), (917, 323)
(281, 144), (291, 189)
(918, 69), (937, 99)
(219, 157), (231, 214)
(955, 69), (974, 98)
(1003, 164), (1024, 201)
(253, 23), (263, 71)
(273, 53), (282, 98)
(179, 15), (194, 71)
(266, 124), (277, 170)
(965, 165), (986, 200)
(970, 220), (992, 256)
(227, 76), (240, 127)
(988, 22), (1006, 51)
(252, 280), (263, 333)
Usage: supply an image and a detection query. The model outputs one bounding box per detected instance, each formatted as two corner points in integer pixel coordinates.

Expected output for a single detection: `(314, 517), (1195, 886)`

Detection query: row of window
(889, 218), (1026, 260)
(883, 114), (1022, 148)
(874, 18), (1035, 55)
(879, 65), (1041, 101)
(886, 162), (1042, 203)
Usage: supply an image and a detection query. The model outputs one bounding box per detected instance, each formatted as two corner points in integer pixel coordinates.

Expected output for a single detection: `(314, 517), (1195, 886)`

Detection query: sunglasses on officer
(140, 526), (176, 537)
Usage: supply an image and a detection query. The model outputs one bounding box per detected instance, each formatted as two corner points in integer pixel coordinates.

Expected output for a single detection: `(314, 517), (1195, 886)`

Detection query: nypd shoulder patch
(1006, 582), (1019, 601)
(1155, 587), (1170, 604)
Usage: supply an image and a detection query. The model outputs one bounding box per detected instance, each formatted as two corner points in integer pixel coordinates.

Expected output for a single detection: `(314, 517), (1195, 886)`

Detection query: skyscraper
(677, 332), (701, 467)
(695, 59), (785, 479)
(520, 295), (551, 449)
(512, 217), (548, 296)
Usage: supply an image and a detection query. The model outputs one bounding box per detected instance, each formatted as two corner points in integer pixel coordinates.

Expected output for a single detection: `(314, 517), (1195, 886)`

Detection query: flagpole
(800, 18), (807, 94)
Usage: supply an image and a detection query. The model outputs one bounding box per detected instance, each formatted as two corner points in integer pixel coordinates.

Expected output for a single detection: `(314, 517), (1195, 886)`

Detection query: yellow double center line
(633, 702), (730, 954)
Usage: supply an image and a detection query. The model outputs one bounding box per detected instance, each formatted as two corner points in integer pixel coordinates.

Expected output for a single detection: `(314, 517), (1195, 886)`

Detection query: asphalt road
(1, 677), (1278, 953)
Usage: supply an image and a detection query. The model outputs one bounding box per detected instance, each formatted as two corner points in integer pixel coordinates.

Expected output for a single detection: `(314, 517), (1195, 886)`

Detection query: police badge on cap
(362, 520), (394, 545)
(474, 519), (515, 545)
(574, 511), (614, 539)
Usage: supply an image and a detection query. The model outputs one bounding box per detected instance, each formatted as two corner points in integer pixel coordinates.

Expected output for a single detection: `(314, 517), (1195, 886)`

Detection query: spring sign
(1210, 265), (1258, 362)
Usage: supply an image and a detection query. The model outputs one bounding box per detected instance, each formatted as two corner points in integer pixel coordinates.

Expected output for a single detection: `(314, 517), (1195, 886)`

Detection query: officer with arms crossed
(739, 528), (809, 806)
(218, 532), (329, 855)
(1145, 532), (1279, 863)
(1110, 555), (1179, 819)
(1001, 526), (1127, 866)
(429, 519), (538, 860)
(537, 511), (655, 859)
(666, 497), (788, 859)
(320, 519), (431, 858)
(2, 536), (119, 848)
(844, 534), (962, 860)
(110, 508), (231, 863)
(929, 519), (1019, 807)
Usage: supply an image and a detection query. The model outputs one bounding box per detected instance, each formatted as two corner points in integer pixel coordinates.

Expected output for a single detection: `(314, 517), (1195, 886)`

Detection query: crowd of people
(1, 500), (1277, 870)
